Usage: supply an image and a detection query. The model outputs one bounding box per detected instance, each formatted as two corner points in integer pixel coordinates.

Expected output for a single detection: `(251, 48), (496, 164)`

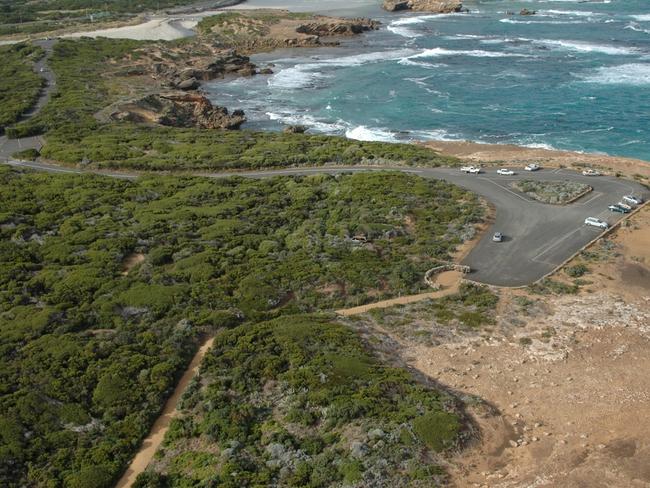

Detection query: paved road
(0, 40), (56, 160)
(4, 160), (648, 286)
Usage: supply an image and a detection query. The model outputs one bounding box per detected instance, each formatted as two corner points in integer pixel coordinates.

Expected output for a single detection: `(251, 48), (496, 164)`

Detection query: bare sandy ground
(115, 336), (215, 488)
(61, 17), (199, 41)
(368, 205), (650, 487)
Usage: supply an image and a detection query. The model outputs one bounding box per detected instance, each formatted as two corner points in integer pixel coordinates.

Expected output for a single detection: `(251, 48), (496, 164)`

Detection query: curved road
(4, 159), (648, 286)
(0, 39), (56, 160)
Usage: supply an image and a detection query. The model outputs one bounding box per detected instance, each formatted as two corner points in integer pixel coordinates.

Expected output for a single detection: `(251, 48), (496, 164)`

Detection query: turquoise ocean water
(206, 0), (650, 159)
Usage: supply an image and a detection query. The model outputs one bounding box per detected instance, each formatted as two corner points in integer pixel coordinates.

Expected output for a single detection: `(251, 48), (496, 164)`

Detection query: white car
(617, 201), (633, 211)
(492, 232), (503, 242)
(497, 168), (515, 176)
(622, 195), (643, 205)
(460, 165), (481, 174)
(524, 164), (540, 171)
(584, 217), (608, 229)
(582, 169), (600, 176)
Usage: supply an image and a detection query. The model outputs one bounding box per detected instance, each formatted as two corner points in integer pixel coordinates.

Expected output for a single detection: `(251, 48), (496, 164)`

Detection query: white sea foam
(534, 39), (639, 56)
(631, 14), (650, 22)
(408, 47), (531, 59)
(521, 142), (557, 151)
(500, 18), (585, 25)
(345, 125), (459, 143)
(398, 58), (448, 69)
(387, 24), (422, 38)
(625, 22), (650, 34)
(540, 9), (603, 18)
(267, 67), (326, 89)
(269, 49), (416, 89)
(346, 126), (399, 142)
(580, 63), (650, 85)
(266, 112), (346, 133)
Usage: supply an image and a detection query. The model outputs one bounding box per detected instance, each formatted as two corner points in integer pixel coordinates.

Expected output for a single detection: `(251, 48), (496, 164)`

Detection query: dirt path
(121, 253), (145, 276)
(115, 336), (215, 488)
(336, 270), (462, 316)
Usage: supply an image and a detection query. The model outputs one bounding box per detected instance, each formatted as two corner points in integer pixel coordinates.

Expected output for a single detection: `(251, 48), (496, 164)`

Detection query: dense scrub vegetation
(42, 123), (455, 171)
(138, 314), (464, 487)
(7, 38), (142, 139)
(7, 37), (456, 170)
(0, 43), (44, 132)
(0, 167), (482, 487)
(512, 180), (591, 204)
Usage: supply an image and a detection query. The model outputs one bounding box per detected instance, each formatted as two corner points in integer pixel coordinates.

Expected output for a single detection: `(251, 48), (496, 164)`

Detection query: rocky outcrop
(111, 93), (245, 130)
(295, 18), (380, 36)
(283, 125), (307, 134)
(151, 50), (257, 90)
(383, 0), (463, 13)
(520, 8), (536, 16)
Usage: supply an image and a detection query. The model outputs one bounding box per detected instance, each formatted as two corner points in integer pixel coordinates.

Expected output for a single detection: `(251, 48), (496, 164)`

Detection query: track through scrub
(336, 270), (462, 316)
(114, 336), (215, 488)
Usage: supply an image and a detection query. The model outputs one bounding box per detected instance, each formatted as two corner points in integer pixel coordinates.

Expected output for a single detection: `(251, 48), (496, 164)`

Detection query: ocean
(205, 0), (650, 160)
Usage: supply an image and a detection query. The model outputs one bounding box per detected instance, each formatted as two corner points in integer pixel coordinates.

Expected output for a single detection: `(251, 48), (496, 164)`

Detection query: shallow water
(205, 0), (650, 159)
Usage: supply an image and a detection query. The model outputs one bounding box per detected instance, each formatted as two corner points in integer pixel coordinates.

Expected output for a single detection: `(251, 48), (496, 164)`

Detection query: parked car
(608, 205), (629, 214)
(524, 163), (540, 171)
(461, 165), (481, 174)
(584, 217), (608, 229)
(582, 169), (601, 176)
(497, 168), (515, 176)
(622, 195), (644, 205)
(617, 201), (633, 211)
(492, 232), (503, 242)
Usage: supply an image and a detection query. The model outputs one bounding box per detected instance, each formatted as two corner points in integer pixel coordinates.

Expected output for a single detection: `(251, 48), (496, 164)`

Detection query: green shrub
(565, 263), (589, 278)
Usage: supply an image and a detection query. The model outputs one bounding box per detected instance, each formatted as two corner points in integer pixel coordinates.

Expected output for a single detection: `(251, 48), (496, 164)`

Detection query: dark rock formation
(520, 8), (536, 15)
(295, 18), (380, 36)
(383, 0), (463, 13)
(283, 125), (307, 134)
(111, 93), (245, 130)
(152, 50), (257, 90)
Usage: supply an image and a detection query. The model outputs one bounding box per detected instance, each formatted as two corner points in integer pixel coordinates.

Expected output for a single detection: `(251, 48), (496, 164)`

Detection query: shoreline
(422, 140), (650, 182)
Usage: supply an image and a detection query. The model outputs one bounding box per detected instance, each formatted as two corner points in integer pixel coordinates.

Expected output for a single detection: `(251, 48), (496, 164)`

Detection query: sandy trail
(115, 336), (215, 488)
(121, 253), (145, 276)
(336, 270), (462, 316)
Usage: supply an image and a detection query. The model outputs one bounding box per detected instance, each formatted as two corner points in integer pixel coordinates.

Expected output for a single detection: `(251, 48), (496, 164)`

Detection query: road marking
(479, 177), (533, 203)
(577, 191), (603, 205)
(531, 226), (584, 263)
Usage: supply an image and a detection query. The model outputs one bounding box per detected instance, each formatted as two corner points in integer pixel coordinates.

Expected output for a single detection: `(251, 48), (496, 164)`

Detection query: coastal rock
(295, 18), (380, 36)
(520, 8), (536, 16)
(383, 0), (463, 13)
(111, 93), (245, 130)
(177, 77), (200, 90)
(156, 50), (257, 90)
(283, 125), (307, 134)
